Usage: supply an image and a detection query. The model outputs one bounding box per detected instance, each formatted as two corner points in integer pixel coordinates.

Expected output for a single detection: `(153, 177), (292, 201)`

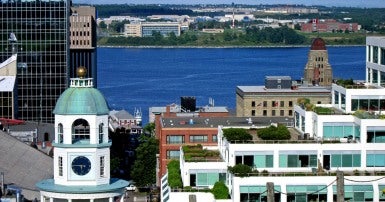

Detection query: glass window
(166, 135), (185, 144)
(100, 156), (105, 177)
(280, 110), (284, 116)
(251, 101), (255, 107)
(289, 101), (293, 107)
(99, 123), (104, 144)
(251, 110), (255, 116)
(263, 101), (267, 107)
(373, 46), (379, 63)
(263, 110), (267, 116)
(272, 110), (276, 116)
(190, 135), (208, 143)
(167, 150), (180, 159)
(58, 156), (63, 176)
(212, 135), (217, 142)
(280, 101), (284, 107)
(58, 123), (63, 143)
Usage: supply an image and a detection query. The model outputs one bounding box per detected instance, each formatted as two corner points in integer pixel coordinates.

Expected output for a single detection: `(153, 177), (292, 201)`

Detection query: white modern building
(36, 67), (129, 202)
(161, 37), (385, 202)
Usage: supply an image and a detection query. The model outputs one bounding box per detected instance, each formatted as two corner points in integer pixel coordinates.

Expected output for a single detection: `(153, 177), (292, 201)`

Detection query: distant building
(124, 22), (182, 37)
(109, 109), (142, 133)
(236, 76), (331, 117)
(265, 7), (318, 14)
(303, 38), (333, 86)
(70, 6), (98, 86)
(301, 19), (360, 33)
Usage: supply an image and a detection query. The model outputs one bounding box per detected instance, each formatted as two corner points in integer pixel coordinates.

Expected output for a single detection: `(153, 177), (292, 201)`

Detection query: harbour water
(97, 46), (365, 125)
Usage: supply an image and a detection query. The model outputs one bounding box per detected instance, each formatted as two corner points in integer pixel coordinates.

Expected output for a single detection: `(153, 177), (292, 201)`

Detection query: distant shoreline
(97, 44), (365, 48)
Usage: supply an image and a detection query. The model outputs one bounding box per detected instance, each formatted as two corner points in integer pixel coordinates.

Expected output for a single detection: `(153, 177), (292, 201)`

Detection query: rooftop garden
(353, 110), (385, 119)
(182, 144), (221, 162)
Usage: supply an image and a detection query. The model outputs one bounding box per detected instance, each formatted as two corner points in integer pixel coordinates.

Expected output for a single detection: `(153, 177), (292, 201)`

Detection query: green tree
(212, 181), (229, 199)
(131, 135), (159, 187)
(99, 21), (107, 29)
(143, 122), (155, 136)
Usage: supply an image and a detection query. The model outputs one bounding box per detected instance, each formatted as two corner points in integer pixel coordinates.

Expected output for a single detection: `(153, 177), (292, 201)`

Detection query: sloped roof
(0, 130), (53, 200)
(114, 110), (134, 119)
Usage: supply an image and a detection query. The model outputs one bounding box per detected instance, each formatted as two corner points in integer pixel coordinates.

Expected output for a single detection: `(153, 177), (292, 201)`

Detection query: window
(251, 110), (255, 116)
(167, 150), (180, 159)
(272, 101), (277, 107)
(72, 119), (90, 143)
(58, 123), (63, 143)
(279, 154), (317, 167)
(272, 110), (276, 116)
(190, 135), (208, 143)
(100, 156), (105, 177)
(280, 110), (284, 116)
(280, 101), (284, 107)
(289, 110), (293, 116)
(212, 135), (218, 142)
(58, 156), (63, 176)
(99, 123), (104, 144)
(263, 110), (267, 116)
(166, 135), (185, 144)
(289, 101), (293, 107)
(251, 101), (255, 107)
(263, 101), (267, 107)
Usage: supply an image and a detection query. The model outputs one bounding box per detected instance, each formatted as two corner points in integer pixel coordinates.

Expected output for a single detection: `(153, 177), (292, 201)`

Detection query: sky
(73, 0), (384, 8)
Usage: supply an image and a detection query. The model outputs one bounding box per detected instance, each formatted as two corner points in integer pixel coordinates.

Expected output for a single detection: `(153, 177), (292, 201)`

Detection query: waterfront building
(303, 37), (333, 86)
(301, 19), (360, 33)
(161, 37), (385, 202)
(70, 6), (98, 87)
(36, 67), (128, 202)
(124, 22), (182, 37)
(236, 76), (331, 118)
(0, 0), (71, 123)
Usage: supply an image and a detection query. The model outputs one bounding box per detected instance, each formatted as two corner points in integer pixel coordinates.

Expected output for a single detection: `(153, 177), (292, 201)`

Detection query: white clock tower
(37, 67), (128, 202)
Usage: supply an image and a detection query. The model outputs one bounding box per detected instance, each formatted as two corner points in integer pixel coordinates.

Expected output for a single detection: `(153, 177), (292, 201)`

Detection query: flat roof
(161, 116), (293, 128)
(237, 85), (331, 93)
(0, 76), (16, 92)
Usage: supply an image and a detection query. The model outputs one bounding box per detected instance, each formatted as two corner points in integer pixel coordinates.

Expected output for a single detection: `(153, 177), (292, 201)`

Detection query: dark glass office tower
(0, 0), (71, 123)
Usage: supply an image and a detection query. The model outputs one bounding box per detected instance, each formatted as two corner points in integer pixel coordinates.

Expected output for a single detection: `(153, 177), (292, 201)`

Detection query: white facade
(164, 37), (385, 202)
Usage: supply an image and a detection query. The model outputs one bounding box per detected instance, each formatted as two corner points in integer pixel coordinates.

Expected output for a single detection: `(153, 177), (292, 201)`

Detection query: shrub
(223, 128), (252, 142)
(212, 181), (229, 199)
(228, 164), (252, 177)
(167, 160), (182, 188)
(257, 124), (290, 140)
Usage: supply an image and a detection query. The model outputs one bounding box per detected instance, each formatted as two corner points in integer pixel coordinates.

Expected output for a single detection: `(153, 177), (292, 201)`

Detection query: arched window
(58, 123), (63, 143)
(72, 119), (90, 144)
(99, 123), (104, 144)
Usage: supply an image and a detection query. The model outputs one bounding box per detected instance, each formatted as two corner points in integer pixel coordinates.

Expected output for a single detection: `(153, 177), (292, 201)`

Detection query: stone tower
(304, 38), (333, 86)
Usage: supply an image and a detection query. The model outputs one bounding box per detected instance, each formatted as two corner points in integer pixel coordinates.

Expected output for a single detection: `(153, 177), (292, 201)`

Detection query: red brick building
(154, 103), (230, 185)
(301, 19), (359, 33)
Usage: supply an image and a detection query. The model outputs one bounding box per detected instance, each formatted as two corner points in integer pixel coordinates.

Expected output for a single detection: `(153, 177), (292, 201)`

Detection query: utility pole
(267, 182), (275, 202)
(336, 171), (344, 202)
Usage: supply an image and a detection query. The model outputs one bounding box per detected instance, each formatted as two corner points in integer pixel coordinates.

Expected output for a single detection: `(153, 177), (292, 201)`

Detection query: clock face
(71, 156), (91, 176)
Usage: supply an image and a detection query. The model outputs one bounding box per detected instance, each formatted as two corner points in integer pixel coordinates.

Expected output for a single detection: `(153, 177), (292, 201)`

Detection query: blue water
(97, 46), (365, 125)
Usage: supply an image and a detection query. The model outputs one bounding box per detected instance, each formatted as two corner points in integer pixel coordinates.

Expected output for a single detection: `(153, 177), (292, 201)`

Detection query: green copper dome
(53, 87), (109, 115)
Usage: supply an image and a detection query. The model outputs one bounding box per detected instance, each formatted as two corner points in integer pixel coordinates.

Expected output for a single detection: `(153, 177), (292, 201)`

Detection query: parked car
(125, 184), (136, 191)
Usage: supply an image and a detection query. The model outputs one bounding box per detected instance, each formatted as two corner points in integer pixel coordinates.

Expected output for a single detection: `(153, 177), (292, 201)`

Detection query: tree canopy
(130, 135), (159, 187)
